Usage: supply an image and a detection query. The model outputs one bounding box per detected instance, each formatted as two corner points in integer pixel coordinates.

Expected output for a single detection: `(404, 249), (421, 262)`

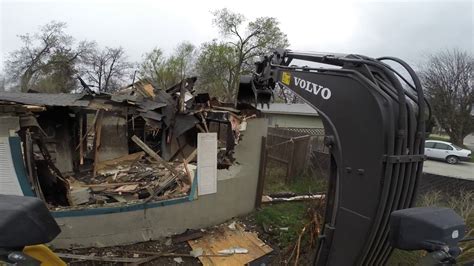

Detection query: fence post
(286, 140), (295, 183)
(255, 136), (267, 209)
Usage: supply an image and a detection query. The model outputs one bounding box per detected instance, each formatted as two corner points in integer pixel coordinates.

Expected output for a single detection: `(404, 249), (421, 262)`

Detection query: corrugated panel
(0, 137), (24, 195)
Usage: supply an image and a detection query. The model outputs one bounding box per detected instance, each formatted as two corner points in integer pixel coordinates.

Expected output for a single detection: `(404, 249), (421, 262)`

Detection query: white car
(424, 140), (472, 164)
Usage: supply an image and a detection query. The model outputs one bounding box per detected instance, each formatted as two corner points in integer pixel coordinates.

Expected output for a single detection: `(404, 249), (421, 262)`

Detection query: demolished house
(0, 78), (259, 211)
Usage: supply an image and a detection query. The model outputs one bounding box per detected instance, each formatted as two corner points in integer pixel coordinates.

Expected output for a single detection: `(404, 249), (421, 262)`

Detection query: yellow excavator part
(23, 245), (66, 266)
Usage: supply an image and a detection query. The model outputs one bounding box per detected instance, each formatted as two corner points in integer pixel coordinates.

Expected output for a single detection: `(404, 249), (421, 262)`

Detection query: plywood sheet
(188, 225), (273, 266)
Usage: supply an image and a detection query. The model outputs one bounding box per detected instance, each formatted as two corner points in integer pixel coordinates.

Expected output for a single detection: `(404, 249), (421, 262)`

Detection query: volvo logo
(294, 77), (332, 100)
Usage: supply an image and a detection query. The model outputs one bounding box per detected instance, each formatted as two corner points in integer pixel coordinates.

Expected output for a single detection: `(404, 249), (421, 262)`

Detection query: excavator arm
(238, 49), (427, 265)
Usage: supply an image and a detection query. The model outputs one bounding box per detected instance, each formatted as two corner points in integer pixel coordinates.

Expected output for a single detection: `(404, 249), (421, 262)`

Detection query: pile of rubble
(63, 151), (194, 208)
(0, 77), (259, 209)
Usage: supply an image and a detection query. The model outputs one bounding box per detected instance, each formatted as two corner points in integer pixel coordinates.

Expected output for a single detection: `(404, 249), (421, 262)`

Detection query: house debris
(188, 221), (273, 265)
(0, 78), (259, 210)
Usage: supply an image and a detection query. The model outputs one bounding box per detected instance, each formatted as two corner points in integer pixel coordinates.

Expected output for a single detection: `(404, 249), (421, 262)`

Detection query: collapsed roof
(0, 78), (259, 209)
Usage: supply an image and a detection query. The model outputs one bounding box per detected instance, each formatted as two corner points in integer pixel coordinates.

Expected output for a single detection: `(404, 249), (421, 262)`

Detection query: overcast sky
(0, 0), (473, 73)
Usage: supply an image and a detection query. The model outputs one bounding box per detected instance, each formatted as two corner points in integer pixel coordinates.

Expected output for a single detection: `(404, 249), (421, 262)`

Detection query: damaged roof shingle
(0, 92), (90, 107)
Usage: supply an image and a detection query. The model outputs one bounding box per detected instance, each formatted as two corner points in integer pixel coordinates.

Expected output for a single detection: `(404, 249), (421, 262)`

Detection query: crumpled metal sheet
(137, 99), (167, 111)
(154, 90), (176, 128)
(139, 110), (163, 121)
(110, 93), (140, 103)
(173, 114), (199, 137)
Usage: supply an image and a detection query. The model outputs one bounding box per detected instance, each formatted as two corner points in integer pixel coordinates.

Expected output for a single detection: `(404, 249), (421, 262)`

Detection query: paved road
(423, 159), (474, 181)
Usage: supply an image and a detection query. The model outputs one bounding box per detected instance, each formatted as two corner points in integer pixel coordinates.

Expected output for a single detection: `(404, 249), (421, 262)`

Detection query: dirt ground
(54, 206), (319, 266)
(55, 165), (325, 265)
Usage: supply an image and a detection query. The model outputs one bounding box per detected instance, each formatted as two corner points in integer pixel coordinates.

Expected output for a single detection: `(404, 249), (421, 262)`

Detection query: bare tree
(81, 46), (132, 92)
(421, 49), (474, 145)
(5, 21), (90, 92)
(0, 73), (5, 92)
(274, 83), (302, 104)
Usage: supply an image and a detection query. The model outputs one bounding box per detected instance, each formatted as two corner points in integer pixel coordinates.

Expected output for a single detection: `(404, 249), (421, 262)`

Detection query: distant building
(258, 103), (323, 128)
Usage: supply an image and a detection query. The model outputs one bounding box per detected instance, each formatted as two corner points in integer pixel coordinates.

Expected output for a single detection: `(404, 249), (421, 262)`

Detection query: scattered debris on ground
(55, 220), (274, 265)
(188, 222), (272, 265)
(53, 191), (326, 266)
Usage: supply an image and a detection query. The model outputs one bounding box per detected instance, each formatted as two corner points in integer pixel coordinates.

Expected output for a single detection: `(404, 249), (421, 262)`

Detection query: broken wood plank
(182, 159), (192, 185)
(185, 148), (197, 163)
(56, 253), (142, 263)
(128, 250), (230, 258)
(24, 129), (45, 201)
(129, 255), (161, 265)
(261, 194), (325, 204)
(110, 195), (128, 202)
(144, 174), (176, 203)
(188, 224), (273, 266)
(199, 113), (209, 132)
(79, 182), (140, 188)
(93, 110), (104, 177)
(140, 83), (156, 99)
(24, 105), (46, 112)
(169, 139), (187, 162)
(79, 114), (84, 165)
(95, 151), (145, 175)
(196, 124), (206, 133)
(114, 184), (139, 193)
(172, 229), (203, 244)
(75, 109), (100, 151)
(131, 135), (179, 176)
(128, 251), (193, 257)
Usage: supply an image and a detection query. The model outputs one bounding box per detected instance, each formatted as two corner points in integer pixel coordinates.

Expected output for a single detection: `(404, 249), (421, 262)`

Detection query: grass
(253, 202), (310, 247)
(259, 160), (474, 263)
(263, 160), (327, 195)
(428, 133), (451, 142)
(387, 190), (474, 264)
(253, 161), (328, 248)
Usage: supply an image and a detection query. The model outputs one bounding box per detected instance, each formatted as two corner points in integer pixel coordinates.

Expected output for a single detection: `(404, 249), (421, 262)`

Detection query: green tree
(139, 42), (196, 90)
(421, 49), (474, 145)
(33, 51), (79, 93)
(196, 8), (289, 101)
(195, 40), (237, 99)
(5, 21), (90, 92)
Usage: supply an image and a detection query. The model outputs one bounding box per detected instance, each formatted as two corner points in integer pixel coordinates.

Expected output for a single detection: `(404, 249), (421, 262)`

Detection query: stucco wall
(96, 111), (129, 162)
(264, 113), (323, 128)
(51, 118), (267, 248)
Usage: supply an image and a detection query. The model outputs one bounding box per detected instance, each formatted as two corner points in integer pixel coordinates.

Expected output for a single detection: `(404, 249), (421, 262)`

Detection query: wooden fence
(264, 127), (329, 182)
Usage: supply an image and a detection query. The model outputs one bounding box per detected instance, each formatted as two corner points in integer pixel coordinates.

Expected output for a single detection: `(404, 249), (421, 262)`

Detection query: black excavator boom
(238, 49), (428, 265)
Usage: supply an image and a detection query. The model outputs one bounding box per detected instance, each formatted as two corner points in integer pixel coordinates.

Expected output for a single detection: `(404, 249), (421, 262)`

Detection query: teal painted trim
(52, 196), (190, 218)
(52, 174), (199, 218)
(8, 137), (35, 197)
(188, 174), (198, 200)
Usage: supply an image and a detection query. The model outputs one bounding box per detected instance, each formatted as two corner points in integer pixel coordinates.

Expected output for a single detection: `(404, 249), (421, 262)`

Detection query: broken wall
(36, 109), (75, 173)
(51, 118), (267, 248)
(96, 110), (129, 162)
